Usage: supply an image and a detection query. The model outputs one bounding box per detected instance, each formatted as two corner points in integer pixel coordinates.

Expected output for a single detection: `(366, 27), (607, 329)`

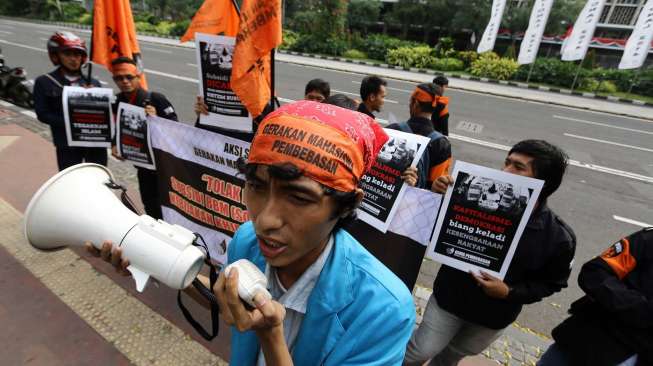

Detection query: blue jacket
(227, 222), (416, 365)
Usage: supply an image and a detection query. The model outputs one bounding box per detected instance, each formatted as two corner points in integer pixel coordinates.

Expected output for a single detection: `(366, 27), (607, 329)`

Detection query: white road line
(39, 37), (49, 41)
(563, 133), (653, 153)
(277, 97), (294, 104)
(0, 100), (13, 107)
(448, 133), (653, 184)
(187, 63), (197, 67)
(553, 115), (653, 135)
(142, 47), (173, 54)
(613, 215), (652, 228)
(352, 80), (411, 93)
(21, 110), (37, 119)
(331, 89), (399, 104)
(144, 68), (198, 83)
(0, 39), (45, 52)
(37, 30), (53, 35)
(0, 30), (13, 35)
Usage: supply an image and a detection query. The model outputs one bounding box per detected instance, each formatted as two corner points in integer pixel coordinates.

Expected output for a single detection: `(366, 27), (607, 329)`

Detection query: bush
(280, 30), (300, 50)
(78, 13), (93, 26)
(155, 21), (175, 36)
(470, 53), (519, 80)
(170, 20), (190, 37)
(343, 49), (368, 59)
(290, 34), (348, 56)
(434, 37), (455, 58)
(61, 2), (87, 22)
(387, 46), (435, 69)
(360, 34), (426, 61)
(456, 51), (479, 69)
(431, 57), (464, 71)
(514, 58), (589, 88)
(590, 68), (635, 92)
(503, 45), (516, 60)
(135, 21), (158, 34)
(134, 12), (159, 25)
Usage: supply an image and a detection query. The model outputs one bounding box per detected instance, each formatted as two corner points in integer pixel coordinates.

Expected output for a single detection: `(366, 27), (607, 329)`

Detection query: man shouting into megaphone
(88, 100), (416, 365)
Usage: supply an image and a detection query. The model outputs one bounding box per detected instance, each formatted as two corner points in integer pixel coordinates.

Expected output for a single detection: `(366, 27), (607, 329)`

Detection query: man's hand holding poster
(63, 86), (113, 147)
(149, 116), (250, 264)
(357, 128), (430, 233)
(427, 161), (543, 280)
(116, 102), (156, 170)
(195, 33), (251, 132)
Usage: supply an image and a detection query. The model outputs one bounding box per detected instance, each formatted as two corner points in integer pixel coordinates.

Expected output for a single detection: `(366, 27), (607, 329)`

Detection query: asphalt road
(1, 18), (652, 335)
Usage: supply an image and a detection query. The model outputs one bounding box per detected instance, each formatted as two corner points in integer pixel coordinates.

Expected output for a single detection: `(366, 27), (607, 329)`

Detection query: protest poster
(149, 116), (250, 264)
(427, 161), (543, 279)
(116, 103), (155, 170)
(347, 186), (442, 290)
(195, 33), (251, 132)
(357, 128), (430, 233)
(62, 86), (113, 147)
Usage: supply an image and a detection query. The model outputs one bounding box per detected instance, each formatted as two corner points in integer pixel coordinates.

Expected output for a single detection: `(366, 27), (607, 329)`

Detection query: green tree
(545, 0), (584, 35)
(384, 0), (426, 38)
(501, 0), (531, 47)
(450, 0), (491, 48)
(347, 0), (382, 34)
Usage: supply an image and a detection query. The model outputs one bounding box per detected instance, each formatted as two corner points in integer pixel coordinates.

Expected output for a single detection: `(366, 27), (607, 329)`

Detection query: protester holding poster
(111, 57), (177, 220)
(34, 31), (106, 171)
(195, 33), (251, 132)
(387, 82), (452, 189)
(62, 86), (114, 148)
(405, 140), (576, 366)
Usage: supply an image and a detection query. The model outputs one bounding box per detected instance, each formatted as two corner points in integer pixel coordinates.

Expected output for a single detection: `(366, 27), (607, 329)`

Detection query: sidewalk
(0, 100), (551, 365)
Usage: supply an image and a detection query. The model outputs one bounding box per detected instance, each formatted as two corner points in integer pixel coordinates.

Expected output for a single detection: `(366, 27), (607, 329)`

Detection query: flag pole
(270, 48), (276, 111)
(570, 56), (584, 92)
(526, 60), (536, 83)
(86, 7), (94, 83)
(230, 0), (240, 15)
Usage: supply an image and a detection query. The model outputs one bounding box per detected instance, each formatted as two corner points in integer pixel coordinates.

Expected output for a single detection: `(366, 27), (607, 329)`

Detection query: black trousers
(55, 146), (108, 171)
(137, 167), (162, 220)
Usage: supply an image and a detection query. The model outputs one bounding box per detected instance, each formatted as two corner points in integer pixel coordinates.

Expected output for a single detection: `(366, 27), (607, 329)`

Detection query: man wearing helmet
(34, 31), (106, 171)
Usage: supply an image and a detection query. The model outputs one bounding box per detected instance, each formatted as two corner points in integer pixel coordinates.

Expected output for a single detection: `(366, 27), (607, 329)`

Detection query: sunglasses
(113, 74), (137, 82)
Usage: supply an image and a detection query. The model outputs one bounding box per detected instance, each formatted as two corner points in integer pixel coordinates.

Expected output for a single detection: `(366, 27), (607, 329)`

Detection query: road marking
(553, 115), (653, 135)
(563, 133), (653, 153)
(0, 30), (13, 35)
(187, 63), (197, 67)
(456, 120), (484, 134)
(144, 68), (198, 83)
(331, 89), (399, 104)
(613, 215), (652, 228)
(142, 46), (172, 54)
(0, 39), (45, 52)
(352, 80), (411, 93)
(21, 110), (36, 119)
(448, 133), (653, 184)
(0, 100), (13, 107)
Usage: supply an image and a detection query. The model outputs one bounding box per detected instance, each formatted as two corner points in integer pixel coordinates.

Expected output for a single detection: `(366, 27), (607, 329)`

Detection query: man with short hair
(304, 78), (330, 102)
(405, 140), (576, 366)
(110, 56), (177, 219)
(431, 76), (450, 136)
(539, 228), (653, 366)
(34, 31), (106, 171)
(358, 75), (387, 119)
(387, 83), (451, 189)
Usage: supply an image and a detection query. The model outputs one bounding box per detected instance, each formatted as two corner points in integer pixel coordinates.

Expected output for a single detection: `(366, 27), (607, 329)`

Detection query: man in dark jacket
(431, 76), (450, 136)
(34, 31), (106, 171)
(357, 75), (387, 119)
(110, 57), (177, 219)
(538, 228), (653, 366)
(405, 140), (576, 366)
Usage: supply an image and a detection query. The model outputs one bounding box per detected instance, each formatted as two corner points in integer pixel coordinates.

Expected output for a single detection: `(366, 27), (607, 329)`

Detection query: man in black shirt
(304, 78), (330, 102)
(110, 57), (177, 219)
(357, 75), (387, 119)
(405, 140), (576, 366)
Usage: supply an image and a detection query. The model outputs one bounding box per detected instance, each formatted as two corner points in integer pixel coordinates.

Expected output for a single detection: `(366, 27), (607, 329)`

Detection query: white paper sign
(427, 161), (543, 280)
(62, 86), (114, 148)
(116, 102), (156, 170)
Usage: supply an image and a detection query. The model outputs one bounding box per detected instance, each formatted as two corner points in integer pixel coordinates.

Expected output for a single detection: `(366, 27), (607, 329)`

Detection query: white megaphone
(24, 163), (205, 292)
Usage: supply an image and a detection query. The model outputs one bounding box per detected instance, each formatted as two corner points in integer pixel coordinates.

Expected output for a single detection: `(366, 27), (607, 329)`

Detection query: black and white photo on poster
(357, 128), (430, 233)
(116, 102), (156, 170)
(427, 161), (543, 279)
(195, 33), (251, 132)
(149, 116), (251, 264)
(62, 86), (113, 147)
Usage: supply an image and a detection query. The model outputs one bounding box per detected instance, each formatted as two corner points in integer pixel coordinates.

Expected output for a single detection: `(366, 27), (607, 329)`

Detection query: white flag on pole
(477, 0), (508, 53)
(619, 0), (653, 69)
(561, 0), (606, 61)
(518, 0), (555, 65)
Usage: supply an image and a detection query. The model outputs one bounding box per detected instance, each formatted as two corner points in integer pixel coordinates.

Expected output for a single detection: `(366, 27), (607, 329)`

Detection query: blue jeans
(538, 343), (638, 366)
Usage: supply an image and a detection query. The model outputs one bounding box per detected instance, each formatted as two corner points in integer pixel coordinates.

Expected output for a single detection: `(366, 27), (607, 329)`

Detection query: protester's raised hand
(194, 96), (209, 116)
(215, 267), (285, 333)
(144, 105), (157, 117)
(431, 174), (454, 194)
(401, 166), (418, 187)
(85, 240), (131, 276)
(471, 270), (510, 299)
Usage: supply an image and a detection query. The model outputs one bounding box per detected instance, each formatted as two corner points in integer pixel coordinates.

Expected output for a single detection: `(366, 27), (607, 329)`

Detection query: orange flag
(92, 0), (148, 89)
(180, 0), (240, 42)
(231, 0), (282, 118)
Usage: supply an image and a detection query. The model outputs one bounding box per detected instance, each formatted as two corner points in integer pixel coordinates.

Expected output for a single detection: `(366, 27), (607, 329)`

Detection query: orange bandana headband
(248, 101), (389, 192)
(112, 63), (139, 75)
(412, 87), (438, 107)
